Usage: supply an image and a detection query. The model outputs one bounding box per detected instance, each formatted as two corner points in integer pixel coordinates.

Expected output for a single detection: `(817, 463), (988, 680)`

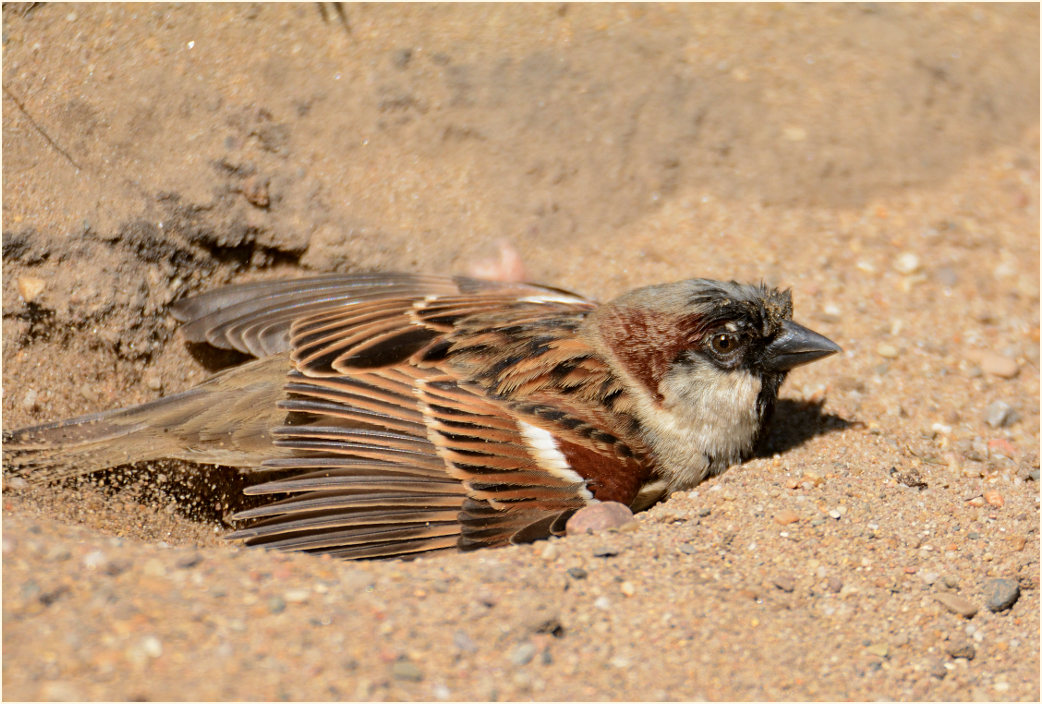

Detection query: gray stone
(983, 578), (1020, 612)
(983, 401), (1017, 428)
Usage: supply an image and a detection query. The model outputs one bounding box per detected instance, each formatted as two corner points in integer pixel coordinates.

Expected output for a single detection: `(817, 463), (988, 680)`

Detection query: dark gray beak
(763, 320), (841, 372)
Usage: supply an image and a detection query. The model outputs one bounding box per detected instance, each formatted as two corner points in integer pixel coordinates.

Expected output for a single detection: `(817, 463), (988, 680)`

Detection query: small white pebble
(83, 550), (106, 569)
(142, 636), (163, 658)
(876, 343), (900, 359)
(284, 588), (310, 603)
(593, 596), (612, 611)
(893, 252), (921, 274)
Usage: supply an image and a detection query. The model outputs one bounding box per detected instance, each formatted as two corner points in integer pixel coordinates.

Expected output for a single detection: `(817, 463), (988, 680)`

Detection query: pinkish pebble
(566, 502), (635, 536)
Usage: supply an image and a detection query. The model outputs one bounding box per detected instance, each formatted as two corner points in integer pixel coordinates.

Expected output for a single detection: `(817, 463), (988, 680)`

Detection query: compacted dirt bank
(3, 4), (1039, 700)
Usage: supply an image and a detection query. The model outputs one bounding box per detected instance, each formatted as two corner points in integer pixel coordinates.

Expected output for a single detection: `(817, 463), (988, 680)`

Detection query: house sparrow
(4, 273), (840, 559)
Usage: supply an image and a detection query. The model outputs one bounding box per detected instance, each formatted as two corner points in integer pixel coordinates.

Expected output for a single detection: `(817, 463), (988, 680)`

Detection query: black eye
(709, 333), (739, 356)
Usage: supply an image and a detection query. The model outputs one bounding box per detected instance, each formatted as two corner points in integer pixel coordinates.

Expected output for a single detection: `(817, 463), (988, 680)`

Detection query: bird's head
(586, 278), (840, 476)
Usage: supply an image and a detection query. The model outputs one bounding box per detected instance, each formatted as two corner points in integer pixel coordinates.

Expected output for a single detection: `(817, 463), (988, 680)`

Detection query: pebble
(865, 643), (889, 658)
(510, 642), (537, 666)
(983, 400), (1017, 428)
(566, 567), (588, 580)
(976, 352), (1019, 379)
(934, 592), (978, 618)
(593, 596), (612, 611)
(773, 509), (800, 525)
(17, 275), (46, 302)
(620, 581), (636, 597)
(946, 640), (976, 660)
(391, 658), (424, 682)
(592, 546), (619, 558)
(893, 252), (921, 274)
(929, 661), (949, 679)
(876, 342), (900, 359)
(772, 575), (796, 593)
(827, 576), (843, 593)
(523, 608), (563, 637)
(983, 579), (1020, 612)
(828, 509), (842, 520)
(540, 543), (560, 561)
(82, 550), (107, 570)
(920, 571), (940, 586)
(982, 490), (1004, 508)
(22, 388), (38, 411)
(284, 588), (310, 603)
(566, 502), (635, 536)
(6, 476), (28, 490)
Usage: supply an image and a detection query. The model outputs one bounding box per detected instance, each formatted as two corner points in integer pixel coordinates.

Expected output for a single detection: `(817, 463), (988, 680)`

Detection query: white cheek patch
(517, 421), (594, 501)
(633, 363), (763, 491)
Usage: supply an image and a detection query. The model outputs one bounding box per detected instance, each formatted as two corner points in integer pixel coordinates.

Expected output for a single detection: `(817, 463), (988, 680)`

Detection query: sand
(3, 4), (1039, 700)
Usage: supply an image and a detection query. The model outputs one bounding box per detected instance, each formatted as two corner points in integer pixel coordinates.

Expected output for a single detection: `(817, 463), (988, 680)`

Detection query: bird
(4, 273), (840, 560)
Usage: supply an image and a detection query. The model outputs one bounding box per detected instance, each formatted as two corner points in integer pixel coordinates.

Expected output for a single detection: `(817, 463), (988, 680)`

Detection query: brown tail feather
(3, 355), (291, 483)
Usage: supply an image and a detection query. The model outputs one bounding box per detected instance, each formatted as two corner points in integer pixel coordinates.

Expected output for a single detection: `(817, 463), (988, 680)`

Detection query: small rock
(241, 175), (270, 208)
(983, 401), (1017, 428)
(540, 543), (560, 561)
(865, 643), (889, 658)
(773, 509), (800, 525)
(284, 588), (310, 603)
(977, 352), (1019, 379)
(827, 576), (843, 593)
(946, 640), (976, 660)
(593, 596), (611, 611)
(22, 388), (38, 411)
(983, 579), (1020, 612)
(6, 476), (28, 490)
(391, 657), (424, 682)
(17, 275), (46, 303)
(509, 642), (537, 666)
(697, 507), (712, 518)
(141, 635), (163, 658)
(772, 575), (796, 593)
(920, 571), (940, 586)
(620, 581), (636, 597)
(592, 546), (619, 558)
(268, 596), (286, 614)
(942, 575), (959, 589)
(800, 470), (824, 486)
(565, 567), (587, 580)
(893, 252), (921, 274)
(82, 550), (107, 570)
(144, 373), (163, 392)
(982, 489), (1004, 508)
(876, 342), (900, 359)
(828, 509), (842, 520)
(566, 502), (634, 536)
(175, 553), (203, 569)
(523, 608), (563, 637)
(929, 661), (949, 679)
(934, 592), (978, 619)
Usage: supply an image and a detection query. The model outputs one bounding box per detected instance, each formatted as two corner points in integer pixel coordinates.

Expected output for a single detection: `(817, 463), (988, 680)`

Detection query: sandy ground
(2, 3), (1039, 701)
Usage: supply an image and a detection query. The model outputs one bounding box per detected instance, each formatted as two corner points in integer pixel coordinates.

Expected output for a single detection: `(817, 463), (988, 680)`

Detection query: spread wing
(172, 273), (654, 559)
